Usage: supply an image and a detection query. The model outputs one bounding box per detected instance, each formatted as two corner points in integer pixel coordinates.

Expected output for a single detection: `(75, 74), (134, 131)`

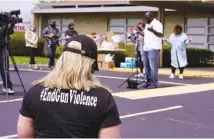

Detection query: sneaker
(142, 84), (150, 88)
(33, 67), (41, 70)
(179, 74), (184, 80)
(147, 85), (158, 89)
(48, 66), (54, 69)
(2, 88), (15, 94)
(169, 74), (175, 79)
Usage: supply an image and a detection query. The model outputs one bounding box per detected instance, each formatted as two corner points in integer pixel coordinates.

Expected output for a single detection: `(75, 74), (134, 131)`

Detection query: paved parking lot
(0, 66), (214, 138)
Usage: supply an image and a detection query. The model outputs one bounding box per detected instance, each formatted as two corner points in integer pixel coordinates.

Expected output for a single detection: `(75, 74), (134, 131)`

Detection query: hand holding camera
(48, 33), (55, 38)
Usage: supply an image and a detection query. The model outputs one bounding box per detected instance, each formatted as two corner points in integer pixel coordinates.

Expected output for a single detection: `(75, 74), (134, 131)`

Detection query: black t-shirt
(65, 29), (78, 39)
(19, 85), (121, 138)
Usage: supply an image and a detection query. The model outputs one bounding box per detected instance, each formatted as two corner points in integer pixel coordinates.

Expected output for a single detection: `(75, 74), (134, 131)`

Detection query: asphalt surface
(0, 65), (214, 138)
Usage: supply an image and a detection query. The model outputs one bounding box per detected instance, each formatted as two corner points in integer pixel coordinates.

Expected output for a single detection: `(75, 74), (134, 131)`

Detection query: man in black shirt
(17, 35), (121, 138)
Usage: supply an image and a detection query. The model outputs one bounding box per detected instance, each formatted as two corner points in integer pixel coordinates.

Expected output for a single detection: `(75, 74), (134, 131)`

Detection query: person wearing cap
(65, 23), (78, 42)
(17, 35), (121, 138)
(25, 25), (41, 70)
(42, 21), (61, 69)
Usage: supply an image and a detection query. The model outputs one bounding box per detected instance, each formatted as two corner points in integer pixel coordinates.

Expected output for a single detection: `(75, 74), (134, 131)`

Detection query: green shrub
(10, 32), (63, 57)
(10, 32), (45, 56)
(162, 45), (214, 67)
(114, 44), (214, 67)
(9, 32), (214, 67)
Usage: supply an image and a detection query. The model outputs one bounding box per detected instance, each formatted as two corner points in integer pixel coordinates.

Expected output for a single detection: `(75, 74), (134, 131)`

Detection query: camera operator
(42, 21), (60, 69)
(0, 10), (24, 95)
(0, 43), (14, 94)
(65, 23), (78, 42)
(128, 22), (145, 77)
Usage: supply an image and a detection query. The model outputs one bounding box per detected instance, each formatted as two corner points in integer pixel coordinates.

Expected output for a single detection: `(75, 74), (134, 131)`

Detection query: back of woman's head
(33, 35), (106, 92)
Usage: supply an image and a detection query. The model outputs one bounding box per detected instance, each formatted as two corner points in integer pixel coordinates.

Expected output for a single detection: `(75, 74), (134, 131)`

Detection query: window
(108, 18), (143, 44)
(186, 18), (207, 49)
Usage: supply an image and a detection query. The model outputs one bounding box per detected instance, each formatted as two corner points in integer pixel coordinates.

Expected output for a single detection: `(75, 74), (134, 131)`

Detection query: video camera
(0, 10), (22, 36)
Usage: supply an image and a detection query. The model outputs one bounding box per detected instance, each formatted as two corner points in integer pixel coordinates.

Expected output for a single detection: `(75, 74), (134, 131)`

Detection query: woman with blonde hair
(17, 35), (121, 138)
(164, 25), (191, 80)
(25, 25), (40, 70)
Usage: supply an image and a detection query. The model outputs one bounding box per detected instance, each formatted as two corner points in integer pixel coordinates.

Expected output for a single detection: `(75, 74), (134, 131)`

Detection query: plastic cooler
(120, 62), (136, 69)
(125, 57), (137, 64)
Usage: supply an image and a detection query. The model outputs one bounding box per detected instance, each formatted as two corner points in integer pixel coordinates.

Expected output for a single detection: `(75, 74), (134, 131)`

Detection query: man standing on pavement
(42, 21), (60, 69)
(142, 12), (163, 89)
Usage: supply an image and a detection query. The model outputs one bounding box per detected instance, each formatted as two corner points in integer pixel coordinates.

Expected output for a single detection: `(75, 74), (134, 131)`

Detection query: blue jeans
(142, 50), (160, 87)
(46, 45), (56, 67)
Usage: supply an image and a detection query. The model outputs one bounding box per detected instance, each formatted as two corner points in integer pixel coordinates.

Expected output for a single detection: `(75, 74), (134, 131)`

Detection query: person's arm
(99, 125), (120, 138)
(17, 114), (34, 138)
(184, 34), (192, 45)
(74, 30), (78, 35)
(34, 34), (38, 45)
(17, 87), (35, 138)
(55, 28), (61, 39)
(139, 30), (144, 36)
(41, 27), (49, 38)
(164, 34), (173, 45)
(147, 22), (163, 37)
(99, 93), (121, 138)
(25, 31), (34, 44)
(65, 30), (71, 39)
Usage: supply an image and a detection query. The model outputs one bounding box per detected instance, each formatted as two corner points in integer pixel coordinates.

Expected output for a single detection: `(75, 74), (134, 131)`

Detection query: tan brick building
(32, 0), (214, 51)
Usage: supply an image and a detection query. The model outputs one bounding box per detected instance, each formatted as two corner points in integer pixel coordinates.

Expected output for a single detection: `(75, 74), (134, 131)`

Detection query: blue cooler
(125, 57), (137, 64)
(120, 62), (136, 69)
(120, 62), (129, 68)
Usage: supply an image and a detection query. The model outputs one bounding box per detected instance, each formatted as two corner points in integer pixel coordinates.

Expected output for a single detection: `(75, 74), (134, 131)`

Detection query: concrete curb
(109, 68), (214, 78)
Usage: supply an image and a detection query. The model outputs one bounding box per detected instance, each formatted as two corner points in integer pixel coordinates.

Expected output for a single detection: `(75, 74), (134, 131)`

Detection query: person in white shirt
(25, 25), (40, 70)
(142, 12), (163, 89)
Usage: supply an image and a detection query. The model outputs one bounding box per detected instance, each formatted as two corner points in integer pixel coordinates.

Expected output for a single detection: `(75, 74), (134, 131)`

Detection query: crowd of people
(0, 11), (192, 138)
(24, 21), (79, 70)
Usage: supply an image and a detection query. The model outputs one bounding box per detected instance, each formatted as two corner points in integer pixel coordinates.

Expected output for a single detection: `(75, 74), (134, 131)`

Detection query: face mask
(31, 28), (36, 32)
(51, 24), (56, 28)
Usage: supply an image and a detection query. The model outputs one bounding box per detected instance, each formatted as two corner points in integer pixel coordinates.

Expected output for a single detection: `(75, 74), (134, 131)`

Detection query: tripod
(118, 33), (146, 89)
(1, 25), (26, 100)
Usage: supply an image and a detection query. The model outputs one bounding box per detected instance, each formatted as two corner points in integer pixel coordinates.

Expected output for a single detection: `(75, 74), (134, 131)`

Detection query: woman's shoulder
(27, 84), (44, 95)
(91, 87), (112, 94)
(90, 87), (113, 99)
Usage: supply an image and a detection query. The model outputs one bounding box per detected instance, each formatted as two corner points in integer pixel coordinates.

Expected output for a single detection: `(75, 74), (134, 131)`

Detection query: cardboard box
(106, 32), (114, 42)
(98, 61), (102, 69)
(102, 61), (115, 69)
(98, 54), (105, 62)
